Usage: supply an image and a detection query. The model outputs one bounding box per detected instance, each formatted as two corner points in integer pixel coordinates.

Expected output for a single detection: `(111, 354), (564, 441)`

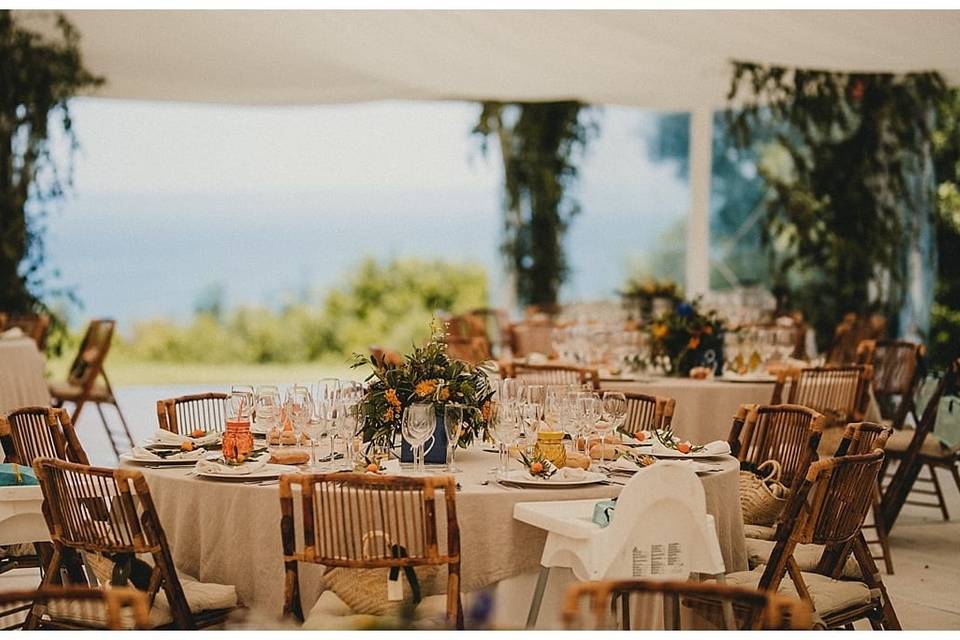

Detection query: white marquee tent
(15, 9), (960, 301)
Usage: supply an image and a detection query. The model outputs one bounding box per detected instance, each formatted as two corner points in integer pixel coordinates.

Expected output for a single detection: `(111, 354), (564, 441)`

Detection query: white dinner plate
(649, 449), (729, 459)
(120, 451), (215, 466)
(497, 469), (607, 487)
(195, 462), (299, 481)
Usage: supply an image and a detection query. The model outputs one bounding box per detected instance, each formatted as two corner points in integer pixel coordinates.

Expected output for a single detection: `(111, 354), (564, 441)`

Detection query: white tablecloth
(125, 447), (746, 626)
(0, 336), (50, 416)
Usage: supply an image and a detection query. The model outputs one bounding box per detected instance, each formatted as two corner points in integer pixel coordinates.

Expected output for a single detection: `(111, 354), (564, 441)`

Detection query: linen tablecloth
(127, 447), (746, 625)
(0, 336), (50, 416)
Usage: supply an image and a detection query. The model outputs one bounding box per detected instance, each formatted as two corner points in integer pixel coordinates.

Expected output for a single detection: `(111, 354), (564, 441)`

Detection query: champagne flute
(443, 404), (466, 472)
(599, 391), (627, 464)
(490, 403), (518, 475)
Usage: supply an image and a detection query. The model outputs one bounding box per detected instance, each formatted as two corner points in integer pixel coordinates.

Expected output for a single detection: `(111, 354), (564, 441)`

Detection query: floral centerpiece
(648, 298), (725, 377)
(352, 322), (494, 458)
(619, 277), (682, 319)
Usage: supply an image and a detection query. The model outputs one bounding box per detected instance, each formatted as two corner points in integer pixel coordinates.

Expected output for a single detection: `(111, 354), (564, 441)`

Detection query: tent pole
(686, 106), (712, 298)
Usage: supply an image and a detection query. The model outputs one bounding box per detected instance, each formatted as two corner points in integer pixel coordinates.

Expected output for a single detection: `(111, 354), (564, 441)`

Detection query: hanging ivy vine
(0, 10), (102, 346)
(727, 61), (946, 345)
(473, 102), (597, 309)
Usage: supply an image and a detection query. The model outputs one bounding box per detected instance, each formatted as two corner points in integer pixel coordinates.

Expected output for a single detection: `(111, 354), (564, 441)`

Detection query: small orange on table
(676, 441), (691, 454)
(530, 462), (544, 475)
(366, 463), (380, 474)
(190, 429), (207, 439)
(180, 441), (194, 452)
(634, 431), (647, 442)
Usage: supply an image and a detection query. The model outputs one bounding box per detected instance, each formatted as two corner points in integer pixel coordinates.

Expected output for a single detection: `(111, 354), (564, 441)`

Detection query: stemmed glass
(525, 385), (547, 427)
(599, 392), (627, 464)
(284, 385), (312, 448)
(312, 378), (340, 463)
(402, 403), (435, 474)
(335, 397), (361, 471)
(576, 393), (601, 455)
(490, 402), (519, 475)
(443, 404), (467, 473)
(253, 385), (281, 434)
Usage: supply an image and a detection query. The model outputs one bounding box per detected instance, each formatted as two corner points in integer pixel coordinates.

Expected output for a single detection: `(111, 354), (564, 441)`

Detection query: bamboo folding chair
(508, 321), (555, 358)
(728, 404), (825, 491)
(0, 586), (151, 630)
(48, 319), (133, 459)
(621, 392), (675, 434)
(881, 358), (960, 528)
(561, 578), (813, 630)
(279, 473), (463, 629)
(2, 312), (51, 350)
(869, 340), (926, 430)
(2, 406), (89, 467)
(771, 365), (873, 428)
(29, 458), (237, 629)
(503, 362), (600, 390)
(696, 450), (899, 629)
(156, 392), (228, 435)
(443, 336), (492, 364)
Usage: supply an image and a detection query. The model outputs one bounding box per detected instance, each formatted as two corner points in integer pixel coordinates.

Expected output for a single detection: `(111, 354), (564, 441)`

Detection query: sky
(42, 98), (690, 324)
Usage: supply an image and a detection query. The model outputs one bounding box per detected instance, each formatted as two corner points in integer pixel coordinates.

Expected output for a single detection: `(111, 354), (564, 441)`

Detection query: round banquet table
(125, 447), (746, 627)
(600, 377), (777, 445)
(0, 336), (50, 415)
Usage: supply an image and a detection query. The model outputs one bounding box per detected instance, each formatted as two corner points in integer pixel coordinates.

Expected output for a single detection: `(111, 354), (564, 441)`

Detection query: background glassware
(313, 378), (341, 462)
(490, 403), (518, 475)
(599, 391), (626, 463)
(335, 397), (360, 470)
(525, 385), (546, 426)
(402, 403), (434, 473)
(576, 393), (601, 455)
(283, 385), (311, 448)
(253, 385), (281, 433)
(443, 404), (467, 472)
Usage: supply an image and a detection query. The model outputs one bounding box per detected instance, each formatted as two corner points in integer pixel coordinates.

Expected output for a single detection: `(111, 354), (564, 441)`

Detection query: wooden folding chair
(562, 578), (812, 630)
(699, 450), (899, 629)
(0, 585), (151, 630)
(503, 362), (600, 390)
(771, 365), (873, 427)
(156, 392), (228, 435)
(509, 320), (554, 358)
(2, 406), (88, 466)
(832, 422), (895, 574)
(881, 358), (960, 528)
(869, 340), (926, 430)
(2, 313), (51, 350)
(48, 319), (133, 459)
(728, 404), (825, 491)
(279, 472), (462, 629)
(29, 458), (237, 629)
(621, 392), (675, 434)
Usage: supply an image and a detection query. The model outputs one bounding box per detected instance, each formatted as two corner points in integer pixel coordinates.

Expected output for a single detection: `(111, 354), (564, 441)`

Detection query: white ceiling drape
(14, 10), (960, 109)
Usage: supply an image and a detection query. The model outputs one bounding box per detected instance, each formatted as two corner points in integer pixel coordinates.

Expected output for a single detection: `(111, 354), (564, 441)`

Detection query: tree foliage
(0, 10), (102, 348)
(473, 102), (597, 307)
(727, 62), (947, 346)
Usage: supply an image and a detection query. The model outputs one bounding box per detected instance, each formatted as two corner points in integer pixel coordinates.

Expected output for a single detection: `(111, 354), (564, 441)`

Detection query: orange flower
(384, 388), (401, 410)
(703, 325), (713, 335)
(688, 336), (700, 350)
(438, 387), (450, 401)
(481, 401), (492, 421)
(383, 408), (395, 421)
(652, 324), (668, 340)
(415, 379), (438, 397)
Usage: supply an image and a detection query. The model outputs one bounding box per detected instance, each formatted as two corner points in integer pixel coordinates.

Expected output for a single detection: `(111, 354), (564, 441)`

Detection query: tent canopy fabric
(15, 10), (960, 109)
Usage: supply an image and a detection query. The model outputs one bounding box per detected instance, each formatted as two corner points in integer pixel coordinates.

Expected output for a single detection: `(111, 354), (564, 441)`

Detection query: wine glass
(599, 392), (627, 464)
(576, 393), (601, 455)
(525, 384), (547, 427)
(490, 402), (518, 475)
(402, 403), (435, 473)
(335, 397), (360, 471)
(443, 403), (467, 472)
(284, 385), (311, 448)
(253, 385), (281, 436)
(312, 378), (340, 461)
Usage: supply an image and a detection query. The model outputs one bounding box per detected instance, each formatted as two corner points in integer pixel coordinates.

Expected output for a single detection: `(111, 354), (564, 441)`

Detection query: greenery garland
(473, 102), (597, 308)
(0, 11), (102, 351)
(726, 62), (947, 346)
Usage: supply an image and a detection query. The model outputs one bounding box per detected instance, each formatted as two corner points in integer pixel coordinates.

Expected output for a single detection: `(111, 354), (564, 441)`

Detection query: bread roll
(589, 443), (620, 460)
(563, 452), (591, 470)
(269, 449), (310, 465)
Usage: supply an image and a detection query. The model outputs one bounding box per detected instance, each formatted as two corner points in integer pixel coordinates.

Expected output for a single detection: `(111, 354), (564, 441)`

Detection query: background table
(0, 336), (51, 463)
(127, 447), (746, 626)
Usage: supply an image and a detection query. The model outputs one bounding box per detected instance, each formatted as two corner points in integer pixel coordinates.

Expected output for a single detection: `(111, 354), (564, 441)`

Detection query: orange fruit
(366, 463), (380, 474)
(190, 429), (207, 438)
(676, 442), (691, 454)
(634, 431), (647, 442)
(180, 441), (194, 452)
(530, 462), (544, 474)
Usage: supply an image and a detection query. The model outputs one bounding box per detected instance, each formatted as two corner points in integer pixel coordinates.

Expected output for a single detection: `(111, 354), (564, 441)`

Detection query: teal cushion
(0, 463), (39, 486)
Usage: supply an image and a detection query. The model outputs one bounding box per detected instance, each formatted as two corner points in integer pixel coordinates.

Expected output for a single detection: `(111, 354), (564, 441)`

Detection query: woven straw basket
(739, 460), (790, 527)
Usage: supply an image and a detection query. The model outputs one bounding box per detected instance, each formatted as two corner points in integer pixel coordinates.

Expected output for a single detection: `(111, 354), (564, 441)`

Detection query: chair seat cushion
(743, 524), (777, 541)
(885, 429), (947, 458)
(48, 381), (113, 403)
(744, 538), (862, 579)
(302, 590), (449, 630)
(724, 567), (873, 618)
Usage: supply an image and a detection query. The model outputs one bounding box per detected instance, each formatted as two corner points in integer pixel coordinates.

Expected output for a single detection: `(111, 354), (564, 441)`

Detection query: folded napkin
(194, 458), (267, 476)
(547, 466), (594, 482)
(0, 327), (24, 339)
(606, 457), (643, 473)
(131, 447), (207, 462)
(651, 440), (730, 457)
(147, 429), (220, 448)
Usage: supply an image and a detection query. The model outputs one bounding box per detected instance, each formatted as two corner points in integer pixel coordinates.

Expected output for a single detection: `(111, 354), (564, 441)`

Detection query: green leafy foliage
(116, 257), (488, 364)
(727, 62), (947, 346)
(474, 102), (598, 307)
(0, 11), (102, 354)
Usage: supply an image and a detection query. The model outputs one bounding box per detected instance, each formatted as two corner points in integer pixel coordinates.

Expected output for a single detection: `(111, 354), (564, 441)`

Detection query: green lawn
(46, 355), (360, 386)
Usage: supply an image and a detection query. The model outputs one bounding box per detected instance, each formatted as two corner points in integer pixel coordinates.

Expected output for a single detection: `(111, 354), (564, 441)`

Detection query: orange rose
(415, 379), (438, 397)
(652, 324), (668, 340)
